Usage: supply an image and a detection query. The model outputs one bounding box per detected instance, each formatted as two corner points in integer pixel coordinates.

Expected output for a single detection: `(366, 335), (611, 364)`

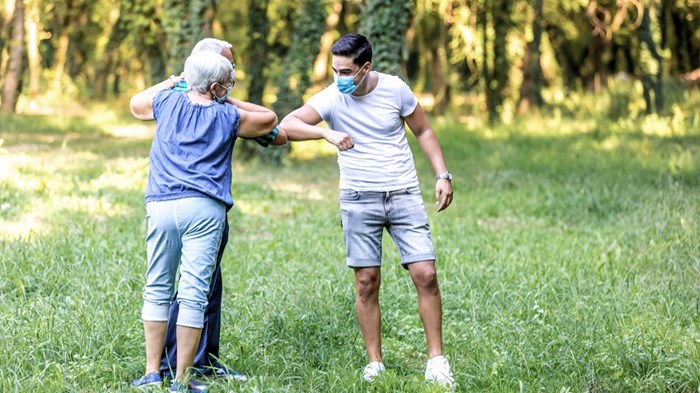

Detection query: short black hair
(331, 33), (372, 66)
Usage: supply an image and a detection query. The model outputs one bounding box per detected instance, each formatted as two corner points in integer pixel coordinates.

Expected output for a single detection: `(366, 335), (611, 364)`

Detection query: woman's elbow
(265, 112), (279, 130)
(130, 96), (152, 120)
(129, 96), (142, 117)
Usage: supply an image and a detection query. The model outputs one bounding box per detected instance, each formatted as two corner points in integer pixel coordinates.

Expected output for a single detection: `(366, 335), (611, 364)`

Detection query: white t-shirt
(308, 72), (420, 191)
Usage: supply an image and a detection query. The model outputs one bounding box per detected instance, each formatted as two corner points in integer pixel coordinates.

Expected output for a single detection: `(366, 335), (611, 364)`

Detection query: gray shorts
(339, 186), (436, 268)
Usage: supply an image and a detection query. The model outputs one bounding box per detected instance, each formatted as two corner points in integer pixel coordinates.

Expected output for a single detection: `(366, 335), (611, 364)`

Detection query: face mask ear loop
(209, 83), (218, 98)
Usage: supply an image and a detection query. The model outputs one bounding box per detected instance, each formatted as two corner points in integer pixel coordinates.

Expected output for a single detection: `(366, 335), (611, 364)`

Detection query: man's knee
(410, 262), (438, 289)
(354, 268), (380, 299)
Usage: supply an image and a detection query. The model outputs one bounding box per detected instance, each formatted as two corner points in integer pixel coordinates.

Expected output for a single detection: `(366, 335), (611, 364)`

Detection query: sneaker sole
(134, 382), (162, 390)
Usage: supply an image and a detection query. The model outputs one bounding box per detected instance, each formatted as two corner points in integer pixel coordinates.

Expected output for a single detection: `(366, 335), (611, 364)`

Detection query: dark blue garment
(147, 90), (240, 210)
(160, 219), (229, 375)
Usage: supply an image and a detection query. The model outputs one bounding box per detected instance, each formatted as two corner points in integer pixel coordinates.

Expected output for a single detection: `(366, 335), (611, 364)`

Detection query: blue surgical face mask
(215, 70), (236, 104)
(334, 63), (367, 95)
(215, 84), (232, 104)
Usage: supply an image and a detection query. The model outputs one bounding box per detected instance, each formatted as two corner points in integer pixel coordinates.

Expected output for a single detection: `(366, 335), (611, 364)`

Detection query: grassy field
(0, 103), (699, 392)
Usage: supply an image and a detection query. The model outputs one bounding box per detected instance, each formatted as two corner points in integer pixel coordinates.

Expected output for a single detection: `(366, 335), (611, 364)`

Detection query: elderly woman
(129, 51), (278, 393)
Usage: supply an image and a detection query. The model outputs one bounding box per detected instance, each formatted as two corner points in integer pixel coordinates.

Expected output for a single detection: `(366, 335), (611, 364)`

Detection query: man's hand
(435, 179), (453, 212)
(323, 129), (355, 151)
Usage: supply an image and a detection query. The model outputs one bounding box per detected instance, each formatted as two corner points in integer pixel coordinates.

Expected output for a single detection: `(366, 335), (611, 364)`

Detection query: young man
(279, 33), (455, 386)
(156, 38), (285, 383)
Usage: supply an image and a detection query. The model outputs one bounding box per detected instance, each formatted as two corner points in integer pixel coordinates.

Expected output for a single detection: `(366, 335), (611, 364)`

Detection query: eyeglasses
(217, 67), (236, 90)
(217, 79), (235, 90)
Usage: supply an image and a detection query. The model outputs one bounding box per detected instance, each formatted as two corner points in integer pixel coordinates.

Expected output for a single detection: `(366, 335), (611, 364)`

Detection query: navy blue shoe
(170, 379), (208, 393)
(210, 365), (248, 382)
(131, 372), (162, 389)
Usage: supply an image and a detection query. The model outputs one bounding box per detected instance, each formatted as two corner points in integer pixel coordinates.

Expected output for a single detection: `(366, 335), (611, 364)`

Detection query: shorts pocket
(339, 189), (361, 201)
(406, 186), (422, 195)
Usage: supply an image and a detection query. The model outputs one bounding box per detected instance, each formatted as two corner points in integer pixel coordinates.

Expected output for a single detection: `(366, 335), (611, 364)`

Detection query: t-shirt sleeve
(228, 104), (240, 138)
(398, 78), (419, 117)
(152, 89), (172, 121)
(307, 86), (335, 122)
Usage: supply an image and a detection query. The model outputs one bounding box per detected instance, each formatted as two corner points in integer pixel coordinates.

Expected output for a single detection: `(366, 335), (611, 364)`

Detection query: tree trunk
(0, 0), (16, 92)
(1, 0), (23, 114)
(246, 0), (270, 105)
(433, 7), (450, 114)
(486, 0), (512, 123)
(52, 29), (69, 93)
(638, 2), (664, 114)
(312, 0), (344, 83)
(545, 25), (583, 90)
(360, 0), (411, 76)
(517, 0), (544, 114)
(482, 1), (493, 121)
(164, 0), (192, 74)
(201, 0), (217, 37)
(24, 0), (40, 101)
(591, 35), (607, 92)
(94, 5), (128, 99)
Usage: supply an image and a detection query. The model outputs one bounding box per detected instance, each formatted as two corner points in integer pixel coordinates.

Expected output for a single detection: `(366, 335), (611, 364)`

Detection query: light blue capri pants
(142, 197), (226, 329)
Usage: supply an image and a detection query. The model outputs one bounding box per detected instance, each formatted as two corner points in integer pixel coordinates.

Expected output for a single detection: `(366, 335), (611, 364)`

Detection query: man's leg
(200, 218), (227, 368)
(408, 261), (454, 386)
(407, 260), (443, 358)
(161, 219), (228, 376)
(354, 266), (382, 362)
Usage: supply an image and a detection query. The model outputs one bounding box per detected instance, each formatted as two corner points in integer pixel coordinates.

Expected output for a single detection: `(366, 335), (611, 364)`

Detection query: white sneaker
(425, 355), (454, 387)
(362, 361), (385, 382)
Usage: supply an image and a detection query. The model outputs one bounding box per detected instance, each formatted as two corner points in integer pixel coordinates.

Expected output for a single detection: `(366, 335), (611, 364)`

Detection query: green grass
(1, 106), (699, 392)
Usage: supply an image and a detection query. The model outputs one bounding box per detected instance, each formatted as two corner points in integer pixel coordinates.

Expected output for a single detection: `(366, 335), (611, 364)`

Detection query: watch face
(437, 172), (452, 181)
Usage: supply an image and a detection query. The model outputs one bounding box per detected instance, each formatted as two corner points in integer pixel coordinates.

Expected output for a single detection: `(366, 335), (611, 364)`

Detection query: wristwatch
(436, 171), (453, 182)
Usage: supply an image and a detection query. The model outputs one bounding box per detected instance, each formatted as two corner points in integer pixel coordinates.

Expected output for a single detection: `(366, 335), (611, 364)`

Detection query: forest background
(1, 0), (700, 128)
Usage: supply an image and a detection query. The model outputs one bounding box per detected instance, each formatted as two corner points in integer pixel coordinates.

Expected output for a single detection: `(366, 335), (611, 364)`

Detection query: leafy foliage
(360, 0), (411, 76)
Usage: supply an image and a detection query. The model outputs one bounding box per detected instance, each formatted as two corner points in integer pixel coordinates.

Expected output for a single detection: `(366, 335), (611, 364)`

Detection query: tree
(360, 0), (411, 76)
(94, 2), (129, 99)
(246, 0), (270, 105)
(163, 0), (210, 74)
(485, 0), (513, 123)
(272, 0), (324, 115)
(312, 0), (346, 84)
(1, 0), (23, 114)
(265, 0), (324, 162)
(123, 0), (167, 85)
(408, 0), (450, 113)
(24, 0), (42, 105)
(517, 0), (544, 114)
(637, 1), (664, 114)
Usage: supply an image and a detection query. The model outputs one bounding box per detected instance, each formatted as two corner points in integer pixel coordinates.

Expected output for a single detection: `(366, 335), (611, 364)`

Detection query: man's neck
(352, 71), (378, 97)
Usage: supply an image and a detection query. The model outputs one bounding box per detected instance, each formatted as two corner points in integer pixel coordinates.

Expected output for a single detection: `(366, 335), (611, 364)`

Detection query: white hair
(191, 38), (232, 55)
(184, 51), (233, 94)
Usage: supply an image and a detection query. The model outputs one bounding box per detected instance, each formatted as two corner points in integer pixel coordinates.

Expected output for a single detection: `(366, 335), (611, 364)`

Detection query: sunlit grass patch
(0, 141), (147, 240)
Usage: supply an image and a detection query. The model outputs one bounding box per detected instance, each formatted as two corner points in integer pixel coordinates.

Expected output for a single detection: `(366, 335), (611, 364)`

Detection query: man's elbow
(271, 127), (288, 145)
(279, 116), (303, 141)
